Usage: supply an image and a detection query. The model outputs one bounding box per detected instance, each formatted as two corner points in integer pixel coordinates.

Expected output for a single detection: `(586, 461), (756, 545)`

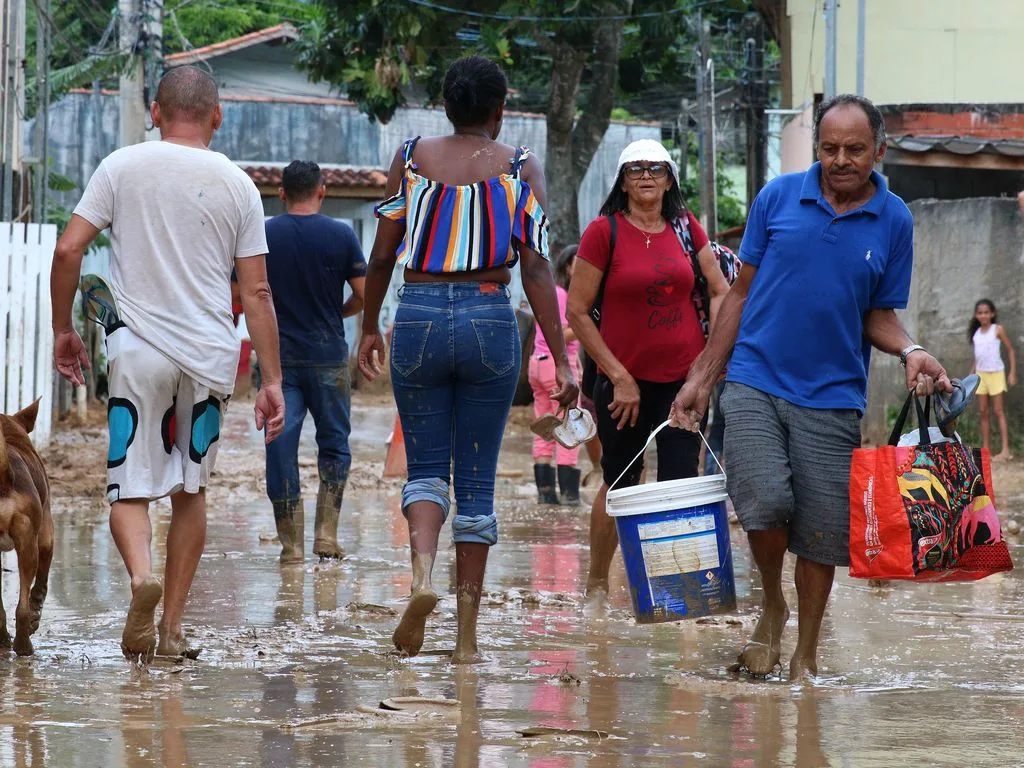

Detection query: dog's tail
(0, 424), (9, 495)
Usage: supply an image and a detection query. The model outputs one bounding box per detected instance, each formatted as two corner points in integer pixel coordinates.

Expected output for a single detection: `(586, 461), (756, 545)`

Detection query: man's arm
(50, 215), (102, 385)
(234, 255), (282, 387)
(342, 276), (365, 319)
(864, 309), (951, 393)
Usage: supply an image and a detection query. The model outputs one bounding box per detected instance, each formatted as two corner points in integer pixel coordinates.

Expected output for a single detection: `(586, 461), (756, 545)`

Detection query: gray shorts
(721, 382), (861, 566)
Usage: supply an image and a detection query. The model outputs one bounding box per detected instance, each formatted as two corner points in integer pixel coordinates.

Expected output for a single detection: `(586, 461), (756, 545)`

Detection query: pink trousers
(528, 354), (581, 465)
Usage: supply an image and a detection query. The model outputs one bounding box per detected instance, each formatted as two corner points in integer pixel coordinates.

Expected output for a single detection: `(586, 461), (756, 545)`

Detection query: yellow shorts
(977, 370), (1007, 396)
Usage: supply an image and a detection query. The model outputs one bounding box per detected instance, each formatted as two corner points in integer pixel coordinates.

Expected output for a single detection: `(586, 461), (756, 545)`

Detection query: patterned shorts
(105, 327), (227, 504)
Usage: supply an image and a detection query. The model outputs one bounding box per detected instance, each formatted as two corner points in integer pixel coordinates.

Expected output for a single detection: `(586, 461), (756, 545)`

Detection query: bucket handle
(608, 419), (726, 493)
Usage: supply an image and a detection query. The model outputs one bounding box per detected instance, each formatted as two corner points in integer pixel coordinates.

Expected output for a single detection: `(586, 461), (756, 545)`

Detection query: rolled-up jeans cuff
(401, 477), (451, 520)
(452, 513), (497, 546)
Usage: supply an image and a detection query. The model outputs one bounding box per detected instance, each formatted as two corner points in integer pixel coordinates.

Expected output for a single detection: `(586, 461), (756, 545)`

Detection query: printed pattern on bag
(895, 443), (1005, 575)
(669, 216), (741, 337)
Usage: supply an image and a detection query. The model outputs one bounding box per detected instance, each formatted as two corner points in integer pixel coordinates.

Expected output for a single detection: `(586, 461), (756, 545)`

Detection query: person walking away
(671, 95), (952, 681)
(264, 161), (367, 562)
(50, 65), (285, 660)
(530, 245), (583, 505)
(567, 139), (730, 605)
(970, 298), (1017, 461)
(358, 56), (577, 663)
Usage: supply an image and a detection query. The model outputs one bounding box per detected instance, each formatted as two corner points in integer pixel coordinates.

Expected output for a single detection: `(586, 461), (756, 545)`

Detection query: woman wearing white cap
(567, 138), (730, 600)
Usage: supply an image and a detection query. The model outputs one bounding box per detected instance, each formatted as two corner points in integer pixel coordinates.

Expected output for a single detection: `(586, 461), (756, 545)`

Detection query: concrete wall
(786, 0), (1024, 107)
(864, 197), (1024, 443)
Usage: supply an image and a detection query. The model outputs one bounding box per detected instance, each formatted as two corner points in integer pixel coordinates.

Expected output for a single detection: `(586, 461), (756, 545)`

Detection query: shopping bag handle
(608, 419), (726, 493)
(887, 393), (932, 447)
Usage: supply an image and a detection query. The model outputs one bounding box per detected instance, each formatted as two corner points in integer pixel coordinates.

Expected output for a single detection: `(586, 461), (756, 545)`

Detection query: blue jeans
(390, 282), (521, 546)
(265, 365), (352, 504)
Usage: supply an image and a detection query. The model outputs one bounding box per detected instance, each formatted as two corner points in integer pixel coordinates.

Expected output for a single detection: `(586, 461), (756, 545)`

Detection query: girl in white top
(969, 299), (1017, 461)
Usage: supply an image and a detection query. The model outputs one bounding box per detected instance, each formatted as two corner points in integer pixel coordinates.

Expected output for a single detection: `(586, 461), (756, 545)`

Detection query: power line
(403, 0), (721, 23)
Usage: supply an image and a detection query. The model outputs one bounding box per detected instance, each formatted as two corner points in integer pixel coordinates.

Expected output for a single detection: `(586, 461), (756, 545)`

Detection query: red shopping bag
(849, 394), (1013, 582)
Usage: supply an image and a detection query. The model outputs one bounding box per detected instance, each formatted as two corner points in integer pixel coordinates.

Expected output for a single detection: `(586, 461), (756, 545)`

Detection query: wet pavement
(3, 398), (1024, 767)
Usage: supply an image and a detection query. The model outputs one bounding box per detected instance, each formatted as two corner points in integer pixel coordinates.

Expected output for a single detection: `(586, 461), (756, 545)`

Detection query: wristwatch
(899, 343), (926, 367)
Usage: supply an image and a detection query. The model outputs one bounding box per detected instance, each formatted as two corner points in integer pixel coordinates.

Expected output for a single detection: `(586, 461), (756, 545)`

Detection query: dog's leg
(12, 516), (37, 656)
(29, 509), (53, 635)
(0, 555), (9, 648)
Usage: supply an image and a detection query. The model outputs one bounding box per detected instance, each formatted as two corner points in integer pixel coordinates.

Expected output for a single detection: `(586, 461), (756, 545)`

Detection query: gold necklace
(627, 214), (655, 248)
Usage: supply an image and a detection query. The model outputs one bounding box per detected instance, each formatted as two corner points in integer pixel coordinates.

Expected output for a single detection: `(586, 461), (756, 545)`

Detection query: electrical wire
(403, 0), (722, 23)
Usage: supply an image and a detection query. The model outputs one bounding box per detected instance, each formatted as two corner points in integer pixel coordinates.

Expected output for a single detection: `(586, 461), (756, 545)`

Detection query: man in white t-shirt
(50, 65), (285, 661)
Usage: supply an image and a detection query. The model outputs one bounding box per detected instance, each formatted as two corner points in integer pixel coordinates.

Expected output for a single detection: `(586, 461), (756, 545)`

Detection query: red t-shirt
(578, 211), (709, 383)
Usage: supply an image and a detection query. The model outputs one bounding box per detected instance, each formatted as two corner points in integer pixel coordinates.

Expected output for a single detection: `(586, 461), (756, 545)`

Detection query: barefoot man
(671, 94), (952, 681)
(50, 65), (285, 660)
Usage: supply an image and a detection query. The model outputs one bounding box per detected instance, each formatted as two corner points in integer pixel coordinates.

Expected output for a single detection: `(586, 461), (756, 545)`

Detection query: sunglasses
(623, 163), (669, 180)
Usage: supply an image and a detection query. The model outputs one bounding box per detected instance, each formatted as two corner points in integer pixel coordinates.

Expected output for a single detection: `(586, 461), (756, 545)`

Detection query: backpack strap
(589, 214), (617, 327)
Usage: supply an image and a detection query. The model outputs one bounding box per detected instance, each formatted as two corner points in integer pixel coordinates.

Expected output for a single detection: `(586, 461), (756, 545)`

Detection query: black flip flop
(935, 374), (980, 436)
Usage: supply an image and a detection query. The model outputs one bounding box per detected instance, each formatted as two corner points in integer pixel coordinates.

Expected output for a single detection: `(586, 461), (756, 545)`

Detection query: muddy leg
(29, 511), (53, 635)
(994, 393), (1012, 461)
(452, 542), (488, 665)
(585, 484), (617, 602)
(157, 490), (206, 657)
(313, 481), (345, 560)
(733, 528), (790, 676)
(12, 517), (38, 656)
(111, 499), (161, 659)
(789, 556), (834, 682)
(392, 501), (443, 657)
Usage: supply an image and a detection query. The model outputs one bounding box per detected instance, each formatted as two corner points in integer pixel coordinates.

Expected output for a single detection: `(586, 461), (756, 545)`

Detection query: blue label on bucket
(614, 499), (736, 624)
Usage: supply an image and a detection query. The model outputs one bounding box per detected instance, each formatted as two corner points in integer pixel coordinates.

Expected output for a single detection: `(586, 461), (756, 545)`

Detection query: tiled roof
(165, 24), (299, 65)
(239, 163), (389, 190)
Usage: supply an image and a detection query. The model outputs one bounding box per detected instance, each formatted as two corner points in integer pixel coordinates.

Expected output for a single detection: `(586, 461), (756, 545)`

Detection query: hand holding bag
(848, 393), (1013, 582)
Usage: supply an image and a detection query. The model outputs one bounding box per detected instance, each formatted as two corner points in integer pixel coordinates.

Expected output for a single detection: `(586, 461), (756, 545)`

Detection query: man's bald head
(155, 65), (219, 123)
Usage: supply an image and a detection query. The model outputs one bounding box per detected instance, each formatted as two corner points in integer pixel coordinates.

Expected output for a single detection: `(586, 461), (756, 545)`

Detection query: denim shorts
(721, 381), (862, 566)
(390, 282), (521, 546)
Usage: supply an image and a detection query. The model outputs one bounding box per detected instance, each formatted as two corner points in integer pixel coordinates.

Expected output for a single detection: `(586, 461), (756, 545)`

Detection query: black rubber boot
(534, 464), (559, 505)
(557, 465), (581, 505)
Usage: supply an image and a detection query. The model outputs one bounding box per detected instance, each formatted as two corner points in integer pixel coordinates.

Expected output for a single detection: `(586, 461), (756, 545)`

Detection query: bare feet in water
(730, 599), (790, 677)
(789, 653), (818, 682)
(121, 577), (162, 661)
(392, 589), (438, 657)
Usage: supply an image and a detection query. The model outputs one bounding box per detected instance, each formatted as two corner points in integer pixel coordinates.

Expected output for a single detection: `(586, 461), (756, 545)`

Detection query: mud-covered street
(0, 392), (1021, 767)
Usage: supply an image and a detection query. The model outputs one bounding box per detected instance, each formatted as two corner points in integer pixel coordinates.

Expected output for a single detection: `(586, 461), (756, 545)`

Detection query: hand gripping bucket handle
(609, 420), (726, 493)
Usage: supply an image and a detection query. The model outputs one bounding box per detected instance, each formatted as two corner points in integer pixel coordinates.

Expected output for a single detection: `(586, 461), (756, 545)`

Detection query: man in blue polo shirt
(671, 95), (952, 682)
(264, 161), (367, 563)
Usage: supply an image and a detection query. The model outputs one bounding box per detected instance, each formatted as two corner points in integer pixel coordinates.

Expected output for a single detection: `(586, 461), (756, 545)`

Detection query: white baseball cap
(615, 139), (680, 185)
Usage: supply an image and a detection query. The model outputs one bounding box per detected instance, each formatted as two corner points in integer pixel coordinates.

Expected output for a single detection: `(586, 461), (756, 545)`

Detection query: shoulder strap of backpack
(590, 214), (617, 326)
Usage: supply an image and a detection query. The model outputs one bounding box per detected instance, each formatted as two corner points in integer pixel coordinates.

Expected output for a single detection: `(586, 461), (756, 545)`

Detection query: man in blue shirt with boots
(672, 95), (953, 681)
(264, 161), (367, 563)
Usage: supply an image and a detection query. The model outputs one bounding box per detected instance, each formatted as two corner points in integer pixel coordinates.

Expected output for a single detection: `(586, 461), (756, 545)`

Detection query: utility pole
(1, 0), (26, 221)
(744, 16), (767, 208)
(33, 0), (50, 223)
(695, 12), (717, 237)
(824, 0), (838, 100)
(856, 0), (866, 95)
(120, 0), (162, 145)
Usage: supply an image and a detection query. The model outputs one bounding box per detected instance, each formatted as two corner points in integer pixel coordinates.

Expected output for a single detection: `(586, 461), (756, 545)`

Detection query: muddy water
(2, 402), (1024, 767)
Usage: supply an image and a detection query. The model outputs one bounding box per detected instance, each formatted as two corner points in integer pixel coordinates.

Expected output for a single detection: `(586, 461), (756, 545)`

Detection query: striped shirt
(374, 137), (550, 273)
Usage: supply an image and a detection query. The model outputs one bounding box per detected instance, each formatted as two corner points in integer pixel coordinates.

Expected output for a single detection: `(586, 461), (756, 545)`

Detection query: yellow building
(773, 0), (1024, 192)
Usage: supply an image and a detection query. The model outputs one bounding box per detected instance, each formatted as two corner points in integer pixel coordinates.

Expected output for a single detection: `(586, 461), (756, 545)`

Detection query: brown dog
(0, 400), (53, 656)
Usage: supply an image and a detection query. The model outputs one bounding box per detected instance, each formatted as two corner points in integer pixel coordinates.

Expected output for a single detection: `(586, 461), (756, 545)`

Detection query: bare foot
(583, 584), (608, 618)
(730, 600), (790, 677)
(994, 452), (1013, 463)
(121, 577), (163, 661)
(392, 589), (438, 657)
(157, 627), (202, 659)
(789, 654), (818, 682)
(451, 646), (485, 665)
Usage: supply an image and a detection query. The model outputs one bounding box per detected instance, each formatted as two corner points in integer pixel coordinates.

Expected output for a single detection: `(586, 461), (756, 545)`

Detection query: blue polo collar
(799, 161), (888, 216)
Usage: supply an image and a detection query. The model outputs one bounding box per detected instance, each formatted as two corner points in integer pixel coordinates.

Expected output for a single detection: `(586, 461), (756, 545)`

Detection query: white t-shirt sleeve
(235, 181), (268, 259)
(73, 162), (115, 230)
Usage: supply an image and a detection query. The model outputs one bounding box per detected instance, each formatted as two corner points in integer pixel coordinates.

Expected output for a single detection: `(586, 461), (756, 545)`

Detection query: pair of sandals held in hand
(530, 408), (597, 449)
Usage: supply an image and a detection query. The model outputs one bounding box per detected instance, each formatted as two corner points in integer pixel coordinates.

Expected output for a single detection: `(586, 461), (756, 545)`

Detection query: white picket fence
(0, 222), (56, 448)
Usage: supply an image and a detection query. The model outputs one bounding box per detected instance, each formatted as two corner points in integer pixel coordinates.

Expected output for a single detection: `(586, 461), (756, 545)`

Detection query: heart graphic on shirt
(661, 285), (674, 294)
